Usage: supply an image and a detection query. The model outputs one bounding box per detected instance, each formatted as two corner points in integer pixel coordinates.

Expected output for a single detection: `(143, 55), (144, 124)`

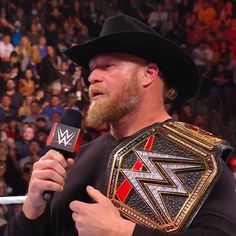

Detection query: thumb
(86, 186), (109, 204)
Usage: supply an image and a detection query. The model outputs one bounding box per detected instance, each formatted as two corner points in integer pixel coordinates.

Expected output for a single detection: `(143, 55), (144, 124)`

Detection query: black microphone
(43, 109), (83, 202)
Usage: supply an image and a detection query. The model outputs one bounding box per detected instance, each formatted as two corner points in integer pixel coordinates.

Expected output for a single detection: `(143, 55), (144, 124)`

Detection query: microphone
(43, 109), (83, 202)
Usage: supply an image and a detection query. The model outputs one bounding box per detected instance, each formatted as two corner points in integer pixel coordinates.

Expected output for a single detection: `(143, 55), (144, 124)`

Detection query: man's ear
(142, 63), (159, 87)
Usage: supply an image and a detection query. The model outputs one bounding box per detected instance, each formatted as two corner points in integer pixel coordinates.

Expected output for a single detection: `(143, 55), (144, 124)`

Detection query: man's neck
(110, 108), (171, 140)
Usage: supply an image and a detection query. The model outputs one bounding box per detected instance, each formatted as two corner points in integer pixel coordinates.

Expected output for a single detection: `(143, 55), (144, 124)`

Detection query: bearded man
(5, 14), (236, 236)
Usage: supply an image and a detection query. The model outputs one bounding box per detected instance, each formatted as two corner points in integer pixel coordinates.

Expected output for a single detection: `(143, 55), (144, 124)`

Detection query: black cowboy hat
(64, 14), (200, 100)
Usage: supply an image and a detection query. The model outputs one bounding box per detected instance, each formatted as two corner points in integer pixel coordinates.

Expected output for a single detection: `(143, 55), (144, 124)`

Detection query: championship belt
(105, 121), (233, 232)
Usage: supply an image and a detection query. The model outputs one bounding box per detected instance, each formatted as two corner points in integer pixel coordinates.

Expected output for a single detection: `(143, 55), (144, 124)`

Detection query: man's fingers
(86, 185), (109, 204)
(69, 186), (110, 214)
(40, 150), (68, 168)
(66, 158), (75, 170)
(70, 200), (88, 213)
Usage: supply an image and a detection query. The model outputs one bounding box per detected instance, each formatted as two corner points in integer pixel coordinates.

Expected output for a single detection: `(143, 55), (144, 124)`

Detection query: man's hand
(70, 186), (135, 236)
(22, 150), (74, 219)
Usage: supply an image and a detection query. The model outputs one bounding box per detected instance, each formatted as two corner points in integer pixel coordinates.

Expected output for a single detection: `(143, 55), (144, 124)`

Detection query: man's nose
(88, 69), (103, 84)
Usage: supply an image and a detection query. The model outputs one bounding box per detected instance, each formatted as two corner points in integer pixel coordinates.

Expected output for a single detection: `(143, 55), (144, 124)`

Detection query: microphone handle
(43, 190), (54, 202)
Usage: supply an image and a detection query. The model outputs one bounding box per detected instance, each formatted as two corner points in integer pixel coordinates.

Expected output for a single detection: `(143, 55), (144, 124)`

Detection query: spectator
(12, 7), (27, 27)
(210, 71), (232, 112)
(0, 95), (17, 119)
(15, 36), (33, 71)
(5, 137), (19, 172)
(148, 3), (168, 31)
(0, 142), (24, 196)
(38, 45), (61, 88)
(20, 162), (33, 192)
(193, 113), (208, 130)
(55, 38), (68, 59)
(198, 2), (216, 25)
(0, 11), (15, 34)
(11, 20), (23, 47)
(213, 40), (230, 63)
(63, 91), (79, 110)
(0, 51), (20, 77)
(48, 7), (63, 28)
(34, 128), (49, 156)
(209, 19), (221, 35)
(4, 116), (19, 141)
(50, 111), (61, 124)
(26, 46), (41, 81)
(44, 22), (59, 46)
(0, 179), (11, 231)
(34, 88), (46, 106)
(5, 79), (24, 110)
(18, 95), (35, 119)
(187, 22), (203, 45)
(22, 100), (42, 124)
(0, 34), (14, 62)
(48, 81), (66, 102)
(160, 11), (175, 36)
(15, 124), (35, 160)
(35, 115), (49, 131)
(225, 1), (233, 18)
(178, 102), (195, 124)
(192, 40), (213, 73)
(18, 68), (36, 97)
(36, 36), (47, 59)
(58, 60), (73, 92)
(19, 140), (41, 172)
(223, 18), (236, 43)
(42, 95), (64, 119)
(76, 24), (90, 44)
(71, 66), (86, 88)
(70, 73), (89, 108)
(27, 22), (42, 46)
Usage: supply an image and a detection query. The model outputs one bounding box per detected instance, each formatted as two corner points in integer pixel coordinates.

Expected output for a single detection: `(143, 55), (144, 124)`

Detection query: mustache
(89, 84), (109, 99)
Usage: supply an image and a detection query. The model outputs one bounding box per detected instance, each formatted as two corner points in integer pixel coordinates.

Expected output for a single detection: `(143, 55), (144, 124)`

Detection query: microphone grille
(60, 109), (83, 128)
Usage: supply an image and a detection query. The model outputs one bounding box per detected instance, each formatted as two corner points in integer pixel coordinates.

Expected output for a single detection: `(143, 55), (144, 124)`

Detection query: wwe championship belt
(105, 121), (233, 232)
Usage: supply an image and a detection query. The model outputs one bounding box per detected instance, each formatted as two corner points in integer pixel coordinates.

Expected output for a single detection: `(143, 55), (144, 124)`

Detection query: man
(0, 34), (14, 62)
(5, 14), (236, 236)
(5, 79), (24, 110)
(23, 101), (43, 124)
(42, 95), (64, 119)
(15, 124), (36, 160)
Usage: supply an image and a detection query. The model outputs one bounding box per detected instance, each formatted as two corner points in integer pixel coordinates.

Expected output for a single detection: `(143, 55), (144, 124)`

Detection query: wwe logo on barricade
(57, 128), (75, 146)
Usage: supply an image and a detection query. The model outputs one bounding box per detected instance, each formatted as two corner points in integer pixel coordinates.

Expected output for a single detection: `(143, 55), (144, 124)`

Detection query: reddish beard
(86, 80), (140, 127)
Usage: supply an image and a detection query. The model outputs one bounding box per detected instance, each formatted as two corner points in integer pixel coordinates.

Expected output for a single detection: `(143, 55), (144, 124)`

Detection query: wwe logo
(57, 128), (75, 146)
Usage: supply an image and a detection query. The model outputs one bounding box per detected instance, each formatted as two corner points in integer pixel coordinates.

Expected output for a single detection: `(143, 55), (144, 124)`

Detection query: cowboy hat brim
(64, 31), (200, 100)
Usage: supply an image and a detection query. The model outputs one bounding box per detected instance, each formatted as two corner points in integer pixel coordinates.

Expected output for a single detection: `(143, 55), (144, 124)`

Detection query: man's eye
(89, 64), (113, 72)
(104, 64), (113, 69)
